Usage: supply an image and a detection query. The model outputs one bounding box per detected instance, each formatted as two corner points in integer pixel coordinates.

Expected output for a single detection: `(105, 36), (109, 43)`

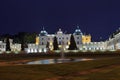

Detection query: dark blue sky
(0, 0), (120, 41)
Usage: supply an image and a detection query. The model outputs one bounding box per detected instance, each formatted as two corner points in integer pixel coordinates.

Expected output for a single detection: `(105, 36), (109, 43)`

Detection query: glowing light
(59, 45), (62, 48)
(66, 45), (69, 49)
(44, 49), (47, 52)
(50, 42), (52, 45)
(39, 49), (42, 52)
(31, 49), (33, 53)
(34, 49), (37, 53)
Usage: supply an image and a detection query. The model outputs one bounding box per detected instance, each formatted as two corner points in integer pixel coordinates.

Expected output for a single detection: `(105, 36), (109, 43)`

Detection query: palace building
(25, 26), (120, 53)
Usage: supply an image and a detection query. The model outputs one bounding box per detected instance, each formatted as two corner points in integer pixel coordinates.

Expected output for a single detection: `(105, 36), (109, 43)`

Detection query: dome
(40, 28), (48, 36)
(74, 26), (83, 35)
(57, 28), (63, 34)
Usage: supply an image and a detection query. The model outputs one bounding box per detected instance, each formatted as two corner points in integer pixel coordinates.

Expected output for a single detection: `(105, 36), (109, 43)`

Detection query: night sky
(0, 0), (120, 41)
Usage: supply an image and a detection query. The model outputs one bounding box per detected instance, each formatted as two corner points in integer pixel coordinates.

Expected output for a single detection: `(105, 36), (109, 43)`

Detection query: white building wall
(0, 41), (6, 52)
(73, 35), (82, 50)
(56, 29), (71, 50)
(107, 32), (120, 51)
(10, 43), (21, 52)
(82, 42), (106, 51)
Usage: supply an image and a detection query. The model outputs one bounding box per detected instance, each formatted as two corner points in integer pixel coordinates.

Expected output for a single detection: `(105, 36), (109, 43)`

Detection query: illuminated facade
(0, 41), (6, 53)
(25, 27), (120, 53)
(56, 29), (71, 50)
(106, 28), (120, 51)
(26, 26), (108, 53)
(9, 39), (21, 52)
(82, 42), (106, 51)
(26, 28), (55, 53)
(10, 43), (21, 52)
(82, 35), (91, 44)
(35, 36), (39, 45)
(73, 26), (83, 50)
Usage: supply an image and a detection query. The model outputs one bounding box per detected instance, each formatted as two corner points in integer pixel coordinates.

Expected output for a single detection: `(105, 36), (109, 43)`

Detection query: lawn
(0, 57), (120, 80)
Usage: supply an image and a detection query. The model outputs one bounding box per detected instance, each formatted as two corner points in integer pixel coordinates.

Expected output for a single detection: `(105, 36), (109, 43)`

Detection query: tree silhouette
(46, 41), (50, 51)
(68, 35), (77, 50)
(6, 37), (11, 51)
(53, 36), (59, 50)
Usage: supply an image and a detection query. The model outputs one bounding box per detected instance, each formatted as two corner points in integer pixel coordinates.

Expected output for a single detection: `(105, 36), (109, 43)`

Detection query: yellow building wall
(36, 36), (39, 45)
(82, 35), (91, 43)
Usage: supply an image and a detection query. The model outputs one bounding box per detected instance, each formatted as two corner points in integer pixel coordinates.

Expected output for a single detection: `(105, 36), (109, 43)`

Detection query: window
(42, 38), (44, 40)
(59, 41), (61, 45)
(66, 37), (68, 40)
(42, 42), (44, 45)
(77, 41), (79, 44)
(77, 37), (79, 39)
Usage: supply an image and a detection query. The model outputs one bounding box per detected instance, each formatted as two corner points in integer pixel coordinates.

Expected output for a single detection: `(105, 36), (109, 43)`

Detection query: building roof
(57, 28), (63, 34)
(39, 27), (48, 36)
(73, 26), (83, 35)
(109, 27), (120, 39)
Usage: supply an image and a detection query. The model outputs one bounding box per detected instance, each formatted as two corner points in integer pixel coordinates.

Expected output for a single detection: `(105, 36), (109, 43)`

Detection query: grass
(0, 57), (120, 80)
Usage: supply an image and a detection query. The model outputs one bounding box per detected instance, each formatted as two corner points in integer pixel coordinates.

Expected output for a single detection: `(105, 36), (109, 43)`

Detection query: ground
(0, 55), (120, 80)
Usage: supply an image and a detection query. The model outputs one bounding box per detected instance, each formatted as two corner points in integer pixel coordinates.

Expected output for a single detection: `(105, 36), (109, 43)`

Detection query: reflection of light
(49, 59), (54, 64)
(43, 60), (49, 64)
(81, 58), (94, 61)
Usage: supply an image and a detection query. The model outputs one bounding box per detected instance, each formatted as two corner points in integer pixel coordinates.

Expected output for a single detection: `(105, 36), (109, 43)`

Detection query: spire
(43, 27), (44, 31)
(59, 28), (61, 31)
(73, 25), (82, 35)
(77, 25), (79, 29)
(57, 28), (63, 34)
(40, 26), (48, 36)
